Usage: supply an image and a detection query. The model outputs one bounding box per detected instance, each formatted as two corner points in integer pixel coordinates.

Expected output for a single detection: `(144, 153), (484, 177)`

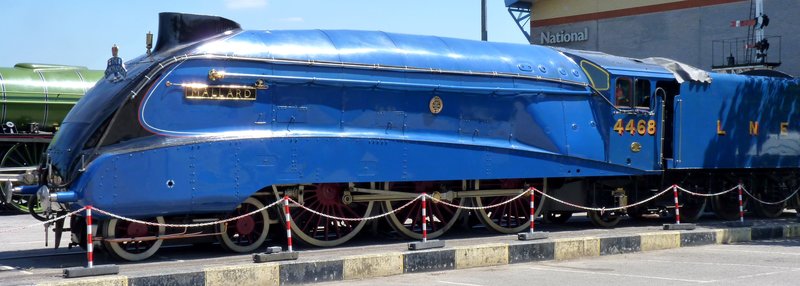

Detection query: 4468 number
(614, 119), (656, 136)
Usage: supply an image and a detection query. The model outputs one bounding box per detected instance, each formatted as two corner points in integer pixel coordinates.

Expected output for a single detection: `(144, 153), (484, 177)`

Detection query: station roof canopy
(504, 0), (534, 9)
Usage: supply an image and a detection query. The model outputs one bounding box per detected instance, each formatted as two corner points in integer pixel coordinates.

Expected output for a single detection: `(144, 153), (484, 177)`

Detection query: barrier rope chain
(2, 183), (799, 234)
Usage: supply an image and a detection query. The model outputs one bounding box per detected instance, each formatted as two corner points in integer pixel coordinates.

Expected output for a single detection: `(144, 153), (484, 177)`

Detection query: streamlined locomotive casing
(41, 13), (800, 222)
(0, 64), (102, 132)
(48, 28), (658, 217)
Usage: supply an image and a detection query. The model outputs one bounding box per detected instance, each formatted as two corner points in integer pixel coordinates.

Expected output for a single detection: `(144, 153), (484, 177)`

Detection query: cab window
(614, 78), (632, 107)
(634, 80), (651, 109)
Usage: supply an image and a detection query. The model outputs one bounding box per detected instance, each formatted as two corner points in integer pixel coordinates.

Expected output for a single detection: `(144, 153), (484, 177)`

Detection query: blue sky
(1, 0), (530, 70)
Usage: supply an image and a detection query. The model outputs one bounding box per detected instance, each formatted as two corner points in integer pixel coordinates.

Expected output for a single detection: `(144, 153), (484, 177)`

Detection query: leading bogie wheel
(102, 216), (166, 261)
(218, 197), (270, 253)
(277, 183), (374, 247)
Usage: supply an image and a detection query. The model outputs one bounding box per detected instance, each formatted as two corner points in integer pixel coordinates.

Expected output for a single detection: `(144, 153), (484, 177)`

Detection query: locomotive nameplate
(184, 85), (257, 101)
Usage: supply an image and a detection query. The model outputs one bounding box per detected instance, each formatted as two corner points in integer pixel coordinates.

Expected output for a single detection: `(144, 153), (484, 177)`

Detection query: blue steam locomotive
(17, 13), (800, 260)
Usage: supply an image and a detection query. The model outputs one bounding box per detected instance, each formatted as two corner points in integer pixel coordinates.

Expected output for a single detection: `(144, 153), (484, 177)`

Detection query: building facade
(525, 0), (800, 76)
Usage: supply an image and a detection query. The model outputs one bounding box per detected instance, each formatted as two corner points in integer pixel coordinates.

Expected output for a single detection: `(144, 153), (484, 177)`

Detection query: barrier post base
(725, 221), (753, 228)
(408, 240), (445, 250)
(662, 223), (696, 230)
(253, 248), (299, 263)
(518, 232), (548, 241)
(63, 265), (119, 278)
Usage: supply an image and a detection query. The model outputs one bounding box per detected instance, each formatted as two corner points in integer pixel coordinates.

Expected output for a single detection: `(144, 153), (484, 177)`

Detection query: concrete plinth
(408, 240), (445, 250)
(63, 265), (119, 278)
(662, 223), (696, 230)
(518, 232), (549, 241)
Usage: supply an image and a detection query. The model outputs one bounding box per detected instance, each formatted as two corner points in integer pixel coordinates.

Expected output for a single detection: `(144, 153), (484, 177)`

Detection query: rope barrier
(531, 187), (673, 212)
(675, 185), (739, 197)
(92, 199), (284, 228)
(0, 207), (86, 233)
(739, 184), (800, 205)
(5, 182), (799, 235)
(427, 190), (529, 210)
(286, 195), (423, 222)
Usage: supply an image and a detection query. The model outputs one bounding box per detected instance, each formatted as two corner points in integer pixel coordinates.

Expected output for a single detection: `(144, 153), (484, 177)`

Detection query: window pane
(580, 61), (610, 91)
(615, 78), (632, 107)
(635, 80), (651, 108)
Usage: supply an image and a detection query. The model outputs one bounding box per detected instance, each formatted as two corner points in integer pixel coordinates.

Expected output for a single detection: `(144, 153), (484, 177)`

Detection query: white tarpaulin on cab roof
(643, 57), (712, 84)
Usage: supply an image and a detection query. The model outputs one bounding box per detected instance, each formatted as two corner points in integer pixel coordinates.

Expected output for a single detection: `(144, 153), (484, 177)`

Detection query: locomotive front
(22, 13), (243, 219)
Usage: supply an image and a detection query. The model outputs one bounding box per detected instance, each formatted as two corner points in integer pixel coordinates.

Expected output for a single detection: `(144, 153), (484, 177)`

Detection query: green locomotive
(0, 63), (102, 215)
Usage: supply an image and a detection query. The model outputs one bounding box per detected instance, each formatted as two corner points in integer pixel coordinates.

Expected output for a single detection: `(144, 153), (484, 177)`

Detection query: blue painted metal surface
(672, 73), (800, 169)
(42, 16), (800, 218)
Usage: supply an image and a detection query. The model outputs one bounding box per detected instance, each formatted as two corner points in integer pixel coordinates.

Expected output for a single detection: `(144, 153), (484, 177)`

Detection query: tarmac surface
(0, 209), (798, 285)
(319, 238), (800, 286)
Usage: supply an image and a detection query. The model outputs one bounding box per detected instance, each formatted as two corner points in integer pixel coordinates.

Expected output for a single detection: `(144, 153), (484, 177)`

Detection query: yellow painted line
(343, 252), (403, 280)
(36, 276), (128, 286)
(784, 225), (800, 238)
(454, 243), (509, 269)
(640, 231), (680, 251)
(715, 228), (751, 244)
(554, 237), (599, 261)
(205, 263), (279, 286)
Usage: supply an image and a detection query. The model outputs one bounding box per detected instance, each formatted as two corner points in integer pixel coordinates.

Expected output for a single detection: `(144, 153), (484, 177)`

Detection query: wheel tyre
(473, 193), (544, 234)
(102, 217), (166, 261)
(278, 184), (374, 247)
(679, 197), (707, 223)
(383, 199), (463, 240)
(752, 200), (786, 218)
(588, 211), (621, 228)
(794, 192), (800, 212)
(544, 211), (572, 224)
(711, 194), (744, 221)
(219, 197), (270, 253)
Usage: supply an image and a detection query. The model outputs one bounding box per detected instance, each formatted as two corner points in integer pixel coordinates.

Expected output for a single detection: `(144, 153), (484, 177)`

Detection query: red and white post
(529, 188), (536, 234)
(86, 206), (94, 268)
(738, 183), (745, 223)
(421, 192), (428, 243)
(283, 195), (293, 252)
(408, 192), (445, 250)
(518, 187), (548, 240)
(253, 196), (300, 262)
(63, 205), (119, 278)
(662, 184), (695, 230)
(672, 185), (681, 225)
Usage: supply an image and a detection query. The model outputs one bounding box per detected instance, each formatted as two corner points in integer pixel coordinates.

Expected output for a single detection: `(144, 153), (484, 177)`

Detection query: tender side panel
(672, 74), (800, 169)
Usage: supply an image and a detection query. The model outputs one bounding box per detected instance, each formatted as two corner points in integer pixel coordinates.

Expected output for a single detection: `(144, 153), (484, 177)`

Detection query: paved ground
(0, 208), (798, 285)
(320, 238), (800, 286)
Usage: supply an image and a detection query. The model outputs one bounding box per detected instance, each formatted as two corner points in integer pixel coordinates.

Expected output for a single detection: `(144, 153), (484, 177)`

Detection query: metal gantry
(504, 0), (533, 44)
